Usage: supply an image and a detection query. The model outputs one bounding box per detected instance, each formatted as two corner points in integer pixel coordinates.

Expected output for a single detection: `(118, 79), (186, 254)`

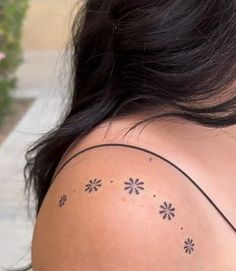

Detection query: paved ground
(0, 51), (69, 270)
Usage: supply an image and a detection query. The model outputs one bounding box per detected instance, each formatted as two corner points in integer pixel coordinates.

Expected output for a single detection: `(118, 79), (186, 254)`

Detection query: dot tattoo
(59, 194), (67, 208)
(159, 202), (175, 220)
(124, 178), (144, 195)
(85, 178), (102, 193)
(184, 238), (195, 254)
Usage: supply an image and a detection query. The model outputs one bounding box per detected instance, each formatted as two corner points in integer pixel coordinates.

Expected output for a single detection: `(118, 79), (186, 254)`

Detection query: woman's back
(31, 115), (236, 270)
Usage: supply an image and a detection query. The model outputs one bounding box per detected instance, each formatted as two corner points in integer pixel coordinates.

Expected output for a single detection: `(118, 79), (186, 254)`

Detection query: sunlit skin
(32, 114), (236, 271)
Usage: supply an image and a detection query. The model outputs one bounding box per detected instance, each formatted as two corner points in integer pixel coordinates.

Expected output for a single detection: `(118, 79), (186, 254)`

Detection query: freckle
(149, 158), (152, 162)
(122, 197), (126, 202)
(110, 180), (114, 183)
(181, 227), (183, 230)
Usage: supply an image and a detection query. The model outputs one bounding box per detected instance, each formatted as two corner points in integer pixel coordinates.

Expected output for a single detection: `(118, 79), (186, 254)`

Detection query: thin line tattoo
(159, 202), (175, 220)
(85, 178), (102, 193)
(51, 143), (236, 232)
(124, 178), (144, 195)
(59, 194), (67, 207)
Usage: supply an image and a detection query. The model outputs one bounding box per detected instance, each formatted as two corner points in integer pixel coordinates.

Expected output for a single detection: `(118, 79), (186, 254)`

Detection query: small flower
(85, 178), (102, 193)
(159, 202), (175, 220)
(124, 178), (144, 195)
(59, 194), (67, 207)
(0, 52), (6, 61)
(184, 238), (195, 254)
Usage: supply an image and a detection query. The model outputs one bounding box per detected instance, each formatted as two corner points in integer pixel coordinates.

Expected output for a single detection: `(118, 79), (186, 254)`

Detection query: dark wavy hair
(11, 0), (236, 270)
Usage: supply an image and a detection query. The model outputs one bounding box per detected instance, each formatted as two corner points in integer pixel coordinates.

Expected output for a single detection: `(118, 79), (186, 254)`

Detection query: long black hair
(14, 0), (236, 270)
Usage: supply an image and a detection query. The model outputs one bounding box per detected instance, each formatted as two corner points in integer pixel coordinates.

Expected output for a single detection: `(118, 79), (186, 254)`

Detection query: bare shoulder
(32, 144), (214, 271)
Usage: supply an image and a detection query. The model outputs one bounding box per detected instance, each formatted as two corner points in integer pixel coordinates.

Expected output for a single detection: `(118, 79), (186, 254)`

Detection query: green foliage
(0, 0), (29, 127)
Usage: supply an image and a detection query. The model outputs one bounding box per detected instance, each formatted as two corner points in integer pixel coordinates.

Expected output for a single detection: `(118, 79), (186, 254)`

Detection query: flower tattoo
(159, 202), (175, 220)
(59, 194), (67, 208)
(184, 238), (195, 254)
(85, 178), (102, 193)
(124, 178), (144, 195)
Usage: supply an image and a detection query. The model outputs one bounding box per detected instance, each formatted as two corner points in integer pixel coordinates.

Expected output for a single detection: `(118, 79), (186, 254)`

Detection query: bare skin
(32, 113), (236, 270)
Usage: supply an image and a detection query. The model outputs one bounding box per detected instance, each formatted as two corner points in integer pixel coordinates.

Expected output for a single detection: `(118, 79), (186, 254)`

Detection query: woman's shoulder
(31, 118), (216, 270)
(53, 115), (176, 174)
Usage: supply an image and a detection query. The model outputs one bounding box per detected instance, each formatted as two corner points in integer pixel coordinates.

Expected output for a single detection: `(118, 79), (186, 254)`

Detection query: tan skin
(32, 113), (236, 270)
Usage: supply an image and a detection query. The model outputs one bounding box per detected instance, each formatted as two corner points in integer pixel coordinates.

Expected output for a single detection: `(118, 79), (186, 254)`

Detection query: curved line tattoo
(51, 143), (236, 232)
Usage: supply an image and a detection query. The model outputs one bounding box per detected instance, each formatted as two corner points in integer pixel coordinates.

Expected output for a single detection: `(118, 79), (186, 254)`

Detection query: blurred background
(0, 0), (79, 269)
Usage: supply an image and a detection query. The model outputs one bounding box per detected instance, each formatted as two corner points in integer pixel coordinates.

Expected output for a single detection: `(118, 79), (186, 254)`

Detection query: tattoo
(184, 238), (195, 254)
(85, 178), (102, 193)
(58, 178), (195, 255)
(59, 194), (67, 207)
(124, 178), (144, 195)
(159, 202), (175, 220)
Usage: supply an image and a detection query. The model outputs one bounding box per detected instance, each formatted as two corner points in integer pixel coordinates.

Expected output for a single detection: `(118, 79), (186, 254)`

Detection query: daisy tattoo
(85, 178), (102, 193)
(159, 202), (175, 220)
(124, 178), (144, 195)
(59, 194), (67, 208)
(184, 238), (195, 254)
